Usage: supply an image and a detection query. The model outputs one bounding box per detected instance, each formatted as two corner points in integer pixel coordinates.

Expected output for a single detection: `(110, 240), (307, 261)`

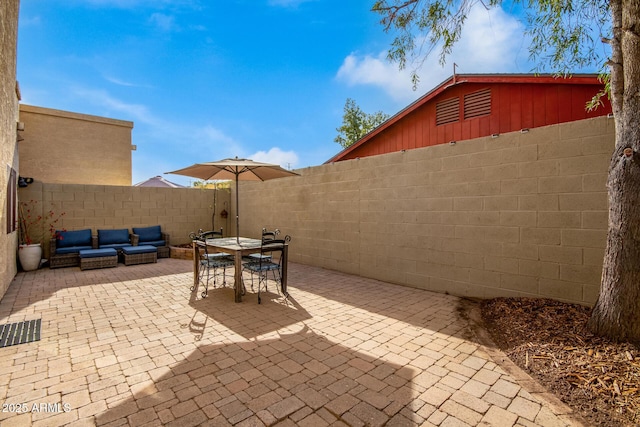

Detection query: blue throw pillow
(98, 229), (130, 246)
(57, 229), (92, 248)
(133, 225), (162, 242)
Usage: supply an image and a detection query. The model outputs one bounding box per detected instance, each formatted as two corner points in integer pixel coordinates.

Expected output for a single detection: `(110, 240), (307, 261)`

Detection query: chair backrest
(198, 228), (226, 258)
(256, 237), (290, 267)
(200, 229), (224, 240)
(190, 228), (225, 259)
(261, 228), (280, 243)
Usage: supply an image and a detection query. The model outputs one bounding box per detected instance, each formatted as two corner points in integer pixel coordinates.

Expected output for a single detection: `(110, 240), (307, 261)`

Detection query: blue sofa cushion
(56, 245), (93, 255)
(133, 225), (162, 243)
(98, 229), (130, 246)
(122, 245), (157, 255)
(79, 248), (117, 259)
(57, 229), (92, 248)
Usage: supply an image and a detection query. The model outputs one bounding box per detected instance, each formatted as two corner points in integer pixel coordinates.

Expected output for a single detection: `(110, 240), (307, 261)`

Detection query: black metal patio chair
(190, 229), (234, 298)
(245, 228), (279, 263)
(243, 235), (290, 304)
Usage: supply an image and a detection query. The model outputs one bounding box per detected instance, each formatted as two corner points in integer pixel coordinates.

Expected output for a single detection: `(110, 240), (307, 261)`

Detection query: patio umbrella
(166, 157), (299, 242)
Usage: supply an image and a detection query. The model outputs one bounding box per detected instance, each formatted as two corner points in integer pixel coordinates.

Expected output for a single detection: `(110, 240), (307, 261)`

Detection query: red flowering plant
(18, 200), (66, 246)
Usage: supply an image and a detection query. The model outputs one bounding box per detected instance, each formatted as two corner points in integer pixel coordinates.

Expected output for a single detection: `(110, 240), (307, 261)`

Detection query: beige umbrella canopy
(167, 157), (300, 241)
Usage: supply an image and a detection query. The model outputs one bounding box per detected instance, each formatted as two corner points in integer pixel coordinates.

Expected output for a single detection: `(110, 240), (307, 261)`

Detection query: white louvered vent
(436, 97), (460, 126)
(464, 88), (491, 119)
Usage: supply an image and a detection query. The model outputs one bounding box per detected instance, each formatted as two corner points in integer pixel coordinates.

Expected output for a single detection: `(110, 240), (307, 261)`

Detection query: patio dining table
(193, 237), (289, 303)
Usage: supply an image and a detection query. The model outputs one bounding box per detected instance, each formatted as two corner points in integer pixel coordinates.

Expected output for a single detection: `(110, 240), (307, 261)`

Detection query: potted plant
(18, 200), (65, 271)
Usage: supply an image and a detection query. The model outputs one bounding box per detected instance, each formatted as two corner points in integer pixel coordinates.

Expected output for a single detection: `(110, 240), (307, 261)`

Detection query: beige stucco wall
(241, 116), (614, 306)
(0, 0), (20, 300)
(18, 104), (134, 185)
(17, 183), (229, 260)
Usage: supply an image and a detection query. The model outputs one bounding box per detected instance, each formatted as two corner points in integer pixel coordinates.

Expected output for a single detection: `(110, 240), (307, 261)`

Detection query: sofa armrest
(50, 238), (58, 255)
(161, 232), (170, 246)
(91, 235), (98, 249)
(131, 234), (140, 246)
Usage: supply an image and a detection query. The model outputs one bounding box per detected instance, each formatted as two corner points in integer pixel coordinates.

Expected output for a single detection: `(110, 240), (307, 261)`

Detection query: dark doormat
(0, 319), (41, 348)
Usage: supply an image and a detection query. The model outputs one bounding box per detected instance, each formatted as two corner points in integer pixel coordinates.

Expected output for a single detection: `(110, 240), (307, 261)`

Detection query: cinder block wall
(10, 116), (613, 306)
(241, 116), (614, 305)
(18, 183), (229, 260)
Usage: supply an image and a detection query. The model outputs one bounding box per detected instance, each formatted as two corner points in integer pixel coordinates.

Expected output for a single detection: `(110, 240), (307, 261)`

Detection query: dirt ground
(480, 298), (640, 427)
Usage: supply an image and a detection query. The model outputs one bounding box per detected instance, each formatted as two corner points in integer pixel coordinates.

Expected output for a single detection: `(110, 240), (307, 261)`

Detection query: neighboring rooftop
(134, 175), (185, 188)
(326, 73), (612, 163)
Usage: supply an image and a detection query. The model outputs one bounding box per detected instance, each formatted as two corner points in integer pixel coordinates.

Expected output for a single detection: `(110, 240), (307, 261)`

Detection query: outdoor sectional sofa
(49, 228), (94, 269)
(131, 225), (170, 258)
(49, 226), (169, 269)
(50, 228), (135, 269)
(95, 228), (136, 250)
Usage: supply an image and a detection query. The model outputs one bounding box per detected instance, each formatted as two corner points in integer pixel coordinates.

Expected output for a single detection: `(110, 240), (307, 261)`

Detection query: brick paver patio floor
(0, 259), (583, 426)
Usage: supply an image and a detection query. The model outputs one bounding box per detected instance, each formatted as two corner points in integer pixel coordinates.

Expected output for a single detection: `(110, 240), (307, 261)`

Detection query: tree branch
(372, 0), (420, 31)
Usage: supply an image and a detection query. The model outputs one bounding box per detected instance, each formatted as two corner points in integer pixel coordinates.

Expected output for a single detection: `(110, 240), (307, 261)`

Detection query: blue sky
(18, 0), (550, 186)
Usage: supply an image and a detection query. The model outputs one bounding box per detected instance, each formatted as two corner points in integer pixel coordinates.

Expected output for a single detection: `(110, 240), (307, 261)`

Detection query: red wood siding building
(326, 74), (612, 163)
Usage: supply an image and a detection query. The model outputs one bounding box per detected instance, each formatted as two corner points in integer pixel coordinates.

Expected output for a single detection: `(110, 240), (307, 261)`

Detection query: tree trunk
(588, 0), (640, 342)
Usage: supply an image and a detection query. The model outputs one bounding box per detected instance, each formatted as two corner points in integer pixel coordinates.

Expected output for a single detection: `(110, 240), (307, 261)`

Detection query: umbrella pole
(212, 182), (217, 231)
(236, 174), (240, 243)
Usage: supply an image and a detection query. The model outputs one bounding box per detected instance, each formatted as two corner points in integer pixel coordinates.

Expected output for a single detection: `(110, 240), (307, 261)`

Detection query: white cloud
(149, 13), (179, 32)
(193, 125), (243, 156)
(104, 76), (136, 87)
(336, 52), (417, 103)
(73, 87), (159, 125)
(268, 0), (316, 8)
(250, 147), (299, 170)
(336, 5), (529, 102)
(69, 87), (298, 177)
(76, 0), (199, 8)
(198, 125), (236, 146)
(20, 15), (42, 27)
(72, 87), (248, 157)
(103, 75), (154, 88)
(447, 5), (527, 72)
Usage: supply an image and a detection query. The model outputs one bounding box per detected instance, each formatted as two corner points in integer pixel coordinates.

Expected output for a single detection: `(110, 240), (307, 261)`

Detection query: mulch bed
(480, 297), (640, 426)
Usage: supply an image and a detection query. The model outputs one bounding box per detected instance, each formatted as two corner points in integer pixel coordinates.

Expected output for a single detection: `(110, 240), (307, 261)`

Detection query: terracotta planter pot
(18, 243), (43, 271)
